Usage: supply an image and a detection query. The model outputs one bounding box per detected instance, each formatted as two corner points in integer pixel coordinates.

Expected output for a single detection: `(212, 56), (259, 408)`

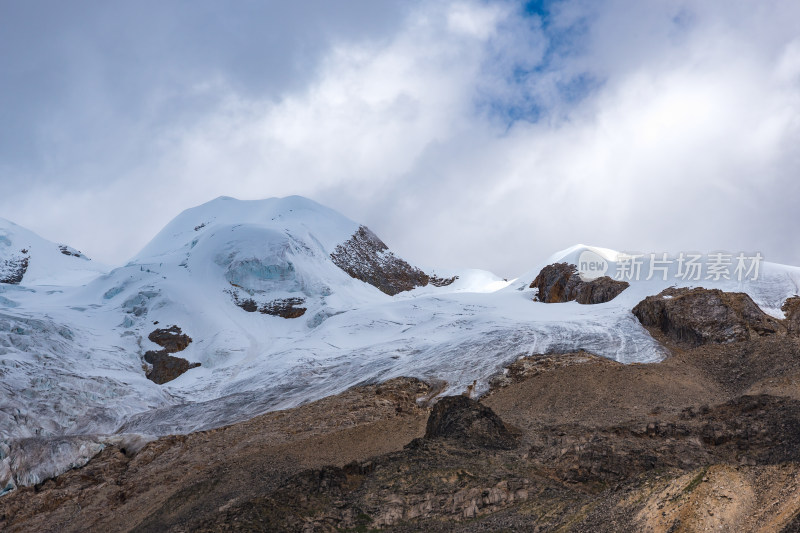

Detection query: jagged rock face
(530, 262), (629, 304)
(144, 326), (198, 384)
(424, 396), (518, 450)
(782, 296), (800, 334)
(148, 326), (192, 353)
(0, 253), (29, 284)
(633, 287), (786, 346)
(331, 225), (437, 295)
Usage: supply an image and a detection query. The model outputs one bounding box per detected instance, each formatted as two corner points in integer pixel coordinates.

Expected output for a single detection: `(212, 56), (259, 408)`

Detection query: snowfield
(1, 196), (799, 492)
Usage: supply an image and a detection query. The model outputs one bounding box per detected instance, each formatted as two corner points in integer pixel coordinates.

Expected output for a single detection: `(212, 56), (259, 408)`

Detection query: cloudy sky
(1, 0), (799, 276)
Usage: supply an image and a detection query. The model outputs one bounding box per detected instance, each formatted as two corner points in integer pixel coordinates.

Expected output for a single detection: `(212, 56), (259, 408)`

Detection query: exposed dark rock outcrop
(144, 326), (198, 384)
(57, 245), (86, 258)
(429, 274), (458, 287)
(570, 275), (630, 304)
(259, 298), (306, 318)
(148, 326), (192, 353)
(144, 350), (201, 385)
(232, 294), (258, 312)
(530, 262), (629, 304)
(633, 287), (785, 347)
(782, 296), (800, 334)
(423, 395), (518, 450)
(331, 225), (456, 295)
(230, 292), (307, 318)
(0, 253), (29, 284)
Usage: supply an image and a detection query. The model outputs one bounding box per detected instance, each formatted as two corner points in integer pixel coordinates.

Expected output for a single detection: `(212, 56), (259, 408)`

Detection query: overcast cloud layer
(1, 0), (798, 276)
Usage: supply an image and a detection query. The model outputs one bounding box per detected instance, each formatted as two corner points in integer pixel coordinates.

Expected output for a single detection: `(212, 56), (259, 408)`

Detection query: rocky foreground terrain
(3, 282), (800, 531)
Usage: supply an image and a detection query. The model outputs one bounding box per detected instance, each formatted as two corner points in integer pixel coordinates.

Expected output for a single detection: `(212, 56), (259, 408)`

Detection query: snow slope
(2, 197), (799, 492)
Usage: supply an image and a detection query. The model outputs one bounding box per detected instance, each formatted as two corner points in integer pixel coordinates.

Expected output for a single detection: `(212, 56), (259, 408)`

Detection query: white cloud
(2, 0), (799, 276)
(447, 2), (507, 39)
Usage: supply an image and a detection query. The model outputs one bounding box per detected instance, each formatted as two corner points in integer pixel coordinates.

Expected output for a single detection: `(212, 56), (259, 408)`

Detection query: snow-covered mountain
(0, 217), (108, 287)
(2, 196), (799, 492)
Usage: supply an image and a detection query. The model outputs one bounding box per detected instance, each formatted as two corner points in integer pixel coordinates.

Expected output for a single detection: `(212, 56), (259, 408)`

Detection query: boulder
(530, 263), (629, 304)
(424, 396), (518, 450)
(633, 287), (786, 346)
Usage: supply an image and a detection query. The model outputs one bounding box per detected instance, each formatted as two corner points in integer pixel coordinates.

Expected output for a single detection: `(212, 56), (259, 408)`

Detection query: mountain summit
(129, 195), (451, 302)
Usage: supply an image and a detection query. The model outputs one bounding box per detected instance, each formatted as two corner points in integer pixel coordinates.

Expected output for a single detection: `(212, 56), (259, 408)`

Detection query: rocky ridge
(331, 225), (456, 295)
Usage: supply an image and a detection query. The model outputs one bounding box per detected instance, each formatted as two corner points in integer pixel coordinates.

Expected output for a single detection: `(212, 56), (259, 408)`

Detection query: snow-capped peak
(132, 196), (359, 265)
(0, 217), (108, 287)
